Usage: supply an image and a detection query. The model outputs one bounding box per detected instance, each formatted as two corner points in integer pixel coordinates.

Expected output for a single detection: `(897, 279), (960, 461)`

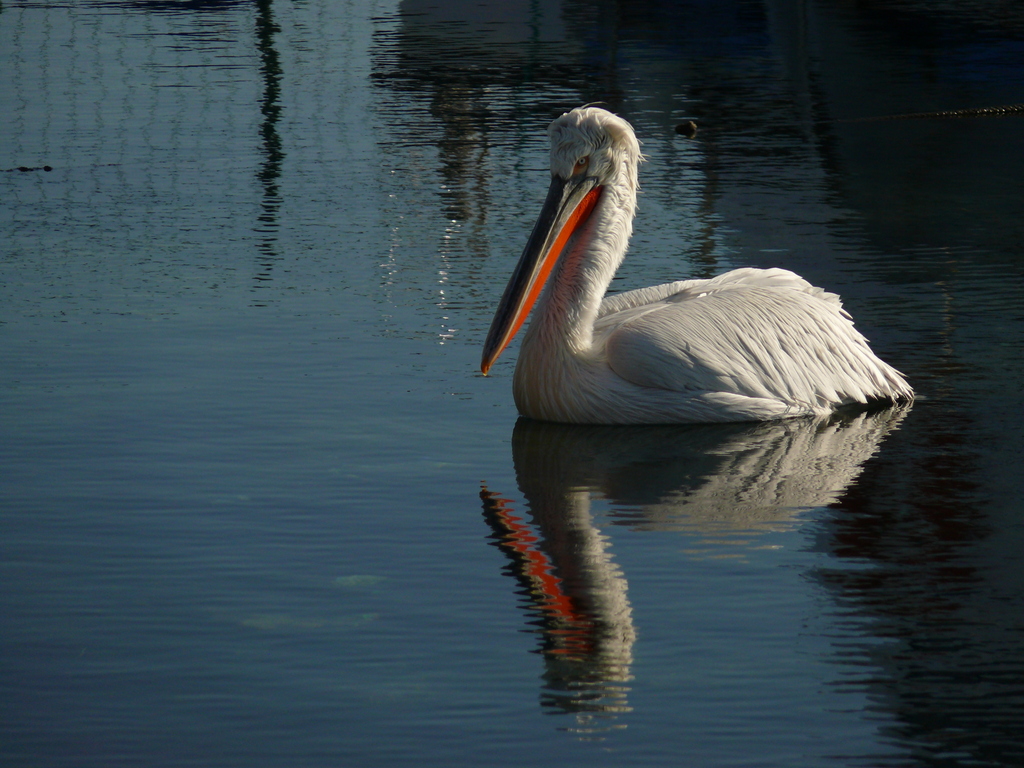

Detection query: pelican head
(547, 106), (642, 190)
(481, 107), (642, 374)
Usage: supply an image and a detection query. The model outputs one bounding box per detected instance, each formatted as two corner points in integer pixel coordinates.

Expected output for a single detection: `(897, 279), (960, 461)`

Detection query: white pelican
(481, 106), (913, 424)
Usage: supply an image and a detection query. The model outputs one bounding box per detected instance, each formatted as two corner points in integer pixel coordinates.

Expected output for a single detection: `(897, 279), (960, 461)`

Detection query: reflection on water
(483, 406), (908, 734)
(481, 488), (635, 735)
(809, 391), (1024, 767)
(520, 407), (909, 537)
(252, 0), (284, 296)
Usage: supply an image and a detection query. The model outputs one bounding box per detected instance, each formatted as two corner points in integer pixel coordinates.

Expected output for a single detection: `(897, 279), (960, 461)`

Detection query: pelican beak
(481, 174), (603, 374)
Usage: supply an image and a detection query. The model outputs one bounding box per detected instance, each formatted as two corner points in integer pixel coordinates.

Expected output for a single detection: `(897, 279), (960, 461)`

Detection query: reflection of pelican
(511, 406), (910, 536)
(481, 406), (908, 731)
(481, 487), (635, 733)
(481, 107), (912, 424)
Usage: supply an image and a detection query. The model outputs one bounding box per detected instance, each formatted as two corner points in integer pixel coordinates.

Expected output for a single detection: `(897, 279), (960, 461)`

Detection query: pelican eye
(573, 156), (590, 174)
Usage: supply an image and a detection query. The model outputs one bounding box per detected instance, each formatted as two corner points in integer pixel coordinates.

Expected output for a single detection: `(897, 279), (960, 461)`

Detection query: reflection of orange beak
(479, 485), (590, 652)
(480, 176), (603, 374)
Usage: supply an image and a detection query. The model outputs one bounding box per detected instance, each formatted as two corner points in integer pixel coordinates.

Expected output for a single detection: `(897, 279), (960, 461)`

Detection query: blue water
(3, 1), (1024, 766)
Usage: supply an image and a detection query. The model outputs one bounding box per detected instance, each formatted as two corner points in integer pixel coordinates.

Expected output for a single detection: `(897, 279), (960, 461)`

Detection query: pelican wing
(599, 271), (910, 412)
(598, 267), (845, 317)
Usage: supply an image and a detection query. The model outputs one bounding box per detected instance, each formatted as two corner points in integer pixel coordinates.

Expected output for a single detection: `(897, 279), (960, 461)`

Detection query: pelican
(481, 106), (913, 424)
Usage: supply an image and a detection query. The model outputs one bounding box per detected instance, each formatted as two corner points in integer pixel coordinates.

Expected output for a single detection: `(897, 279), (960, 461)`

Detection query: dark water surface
(3, 1), (1024, 766)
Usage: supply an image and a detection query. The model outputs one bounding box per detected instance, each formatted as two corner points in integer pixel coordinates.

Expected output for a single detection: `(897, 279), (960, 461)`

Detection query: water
(3, 1), (1024, 766)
